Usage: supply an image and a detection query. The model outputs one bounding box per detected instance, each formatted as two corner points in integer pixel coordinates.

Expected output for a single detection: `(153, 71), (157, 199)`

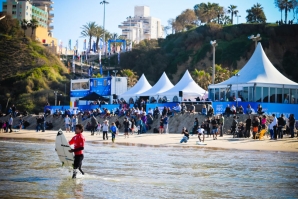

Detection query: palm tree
(120, 69), (139, 87)
(27, 19), (38, 39)
(274, 0), (294, 24)
(213, 4), (225, 24)
(191, 69), (211, 90)
(81, 22), (97, 52)
(20, 19), (28, 37)
(227, 5), (239, 24)
(94, 25), (104, 51)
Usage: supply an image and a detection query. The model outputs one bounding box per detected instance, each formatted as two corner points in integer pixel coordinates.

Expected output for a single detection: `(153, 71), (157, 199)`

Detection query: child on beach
(159, 117), (164, 134)
(180, 127), (189, 143)
(197, 125), (205, 142)
(96, 123), (101, 135)
(110, 122), (117, 143)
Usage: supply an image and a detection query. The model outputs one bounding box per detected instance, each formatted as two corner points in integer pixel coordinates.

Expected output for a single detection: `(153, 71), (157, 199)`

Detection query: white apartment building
(119, 6), (163, 43)
(2, 0), (54, 35)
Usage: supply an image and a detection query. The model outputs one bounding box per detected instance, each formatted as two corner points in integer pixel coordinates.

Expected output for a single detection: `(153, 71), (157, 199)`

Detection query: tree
(94, 25), (104, 51)
(194, 2), (220, 24)
(27, 19), (38, 39)
(214, 4), (225, 24)
(174, 9), (197, 32)
(81, 22), (97, 52)
(120, 69), (139, 87)
(246, 3), (267, 23)
(227, 5), (239, 24)
(191, 69), (211, 90)
(20, 19), (28, 37)
(274, 0), (296, 24)
(167, 18), (176, 34)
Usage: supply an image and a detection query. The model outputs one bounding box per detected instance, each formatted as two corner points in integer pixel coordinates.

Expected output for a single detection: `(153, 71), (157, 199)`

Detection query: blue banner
(146, 103), (177, 113)
(90, 77), (111, 96)
(213, 102), (298, 118)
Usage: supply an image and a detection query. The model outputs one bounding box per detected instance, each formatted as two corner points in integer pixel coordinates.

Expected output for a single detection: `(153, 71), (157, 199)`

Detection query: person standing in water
(69, 124), (85, 179)
(110, 122), (117, 143)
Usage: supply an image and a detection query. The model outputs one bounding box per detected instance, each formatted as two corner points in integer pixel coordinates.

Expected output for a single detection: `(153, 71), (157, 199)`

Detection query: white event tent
(208, 42), (298, 103)
(119, 74), (152, 101)
(139, 72), (174, 102)
(162, 70), (207, 102)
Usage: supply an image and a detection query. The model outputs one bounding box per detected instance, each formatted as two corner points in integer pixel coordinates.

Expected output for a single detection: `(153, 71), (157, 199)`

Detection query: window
(209, 88), (214, 101)
(255, 87), (262, 102)
(12, 5), (16, 8)
(4, 5), (7, 8)
(277, 88), (282, 103)
(243, 87), (248, 102)
(290, 89), (297, 104)
(215, 88), (219, 101)
(12, 11), (16, 14)
(263, 87), (269, 102)
(270, 88), (276, 103)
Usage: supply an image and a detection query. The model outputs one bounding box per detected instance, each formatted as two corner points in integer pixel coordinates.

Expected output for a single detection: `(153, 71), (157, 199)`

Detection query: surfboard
(55, 129), (74, 168)
(196, 141), (207, 145)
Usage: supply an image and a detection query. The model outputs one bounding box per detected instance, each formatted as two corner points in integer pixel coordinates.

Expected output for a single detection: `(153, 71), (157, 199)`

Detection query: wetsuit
(69, 133), (85, 178)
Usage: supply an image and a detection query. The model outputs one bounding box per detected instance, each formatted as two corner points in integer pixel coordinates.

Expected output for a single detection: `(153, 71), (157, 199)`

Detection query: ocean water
(0, 138), (297, 199)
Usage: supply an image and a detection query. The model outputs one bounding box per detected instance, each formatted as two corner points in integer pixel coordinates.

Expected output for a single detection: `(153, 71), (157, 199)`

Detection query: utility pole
(210, 40), (218, 85)
(100, 1), (109, 58)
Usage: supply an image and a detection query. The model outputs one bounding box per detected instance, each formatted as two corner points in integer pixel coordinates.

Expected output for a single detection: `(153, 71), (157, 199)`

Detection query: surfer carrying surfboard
(68, 124), (85, 179)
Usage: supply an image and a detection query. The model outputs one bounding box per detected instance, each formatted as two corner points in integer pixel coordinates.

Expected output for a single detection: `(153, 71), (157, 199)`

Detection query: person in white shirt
(271, 114), (278, 140)
(102, 120), (109, 140)
(231, 105), (236, 114)
(172, 103), (181, 116)
(197, 126), (205, 142)
(148, 108), (153, 116)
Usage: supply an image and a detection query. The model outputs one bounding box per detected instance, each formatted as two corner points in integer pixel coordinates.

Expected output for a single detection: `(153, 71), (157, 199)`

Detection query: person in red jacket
(69, 124), (85, 179)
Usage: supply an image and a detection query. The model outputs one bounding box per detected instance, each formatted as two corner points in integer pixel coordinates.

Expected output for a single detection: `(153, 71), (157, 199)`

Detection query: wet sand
(0, 130), (297, 152)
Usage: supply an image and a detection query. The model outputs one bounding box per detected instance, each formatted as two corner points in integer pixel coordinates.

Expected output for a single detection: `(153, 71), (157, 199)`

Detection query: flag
(68, 39), (71, 50)
(99, 50), (102, 75)
(118, 52), (120, 65)
(72, 53), (75, 73)
(83, 39), (86, 50)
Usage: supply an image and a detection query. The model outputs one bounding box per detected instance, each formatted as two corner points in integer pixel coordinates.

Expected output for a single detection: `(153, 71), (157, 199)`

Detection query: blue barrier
(146, 103), (177, 113)
(213, 102), (298, 118)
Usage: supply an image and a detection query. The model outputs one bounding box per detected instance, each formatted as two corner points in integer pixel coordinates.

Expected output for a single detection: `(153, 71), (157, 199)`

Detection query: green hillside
(0, 28), (70, 113)
(117, 23), (298, 85)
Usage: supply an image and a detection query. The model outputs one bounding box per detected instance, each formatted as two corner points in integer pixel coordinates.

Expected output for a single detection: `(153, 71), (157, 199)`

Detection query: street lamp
(54, 91), (62, 106)
(234, 73), (240, 107)
(100, 0), (109, 58)
(0, 16), (5, 21)
(210, 40), (218, 85)
(112, 70), (118, 95)
(237, 15), (241, 24)
(127, 16), (132, 41)
(248, 33), (261, 49)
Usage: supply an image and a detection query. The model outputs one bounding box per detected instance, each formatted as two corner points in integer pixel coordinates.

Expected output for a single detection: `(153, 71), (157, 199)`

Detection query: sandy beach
(0, 130), (297, 152)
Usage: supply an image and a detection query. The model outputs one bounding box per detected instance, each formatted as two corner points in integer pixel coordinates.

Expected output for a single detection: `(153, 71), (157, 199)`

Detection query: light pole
(235, 73), (240, 107)
(210, 40), (218, 85)
(248, 34), (261, 49)
(0, 16), (5, 21)
(100, 0), (109, 58)
(112, 70), (118, 95)
(54, 91), (63, 106)
(127, 16), (132, 41)
(237, 15), (241, 24)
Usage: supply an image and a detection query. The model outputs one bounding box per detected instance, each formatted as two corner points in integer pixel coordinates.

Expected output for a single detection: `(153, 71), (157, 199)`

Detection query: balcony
(49, 6), (54, 10)
(49, 13), (54, 18)
(49, 25), (54, 30)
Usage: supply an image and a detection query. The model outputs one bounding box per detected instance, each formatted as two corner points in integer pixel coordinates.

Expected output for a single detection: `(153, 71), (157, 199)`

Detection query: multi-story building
(2, 0), (53, 34)
(2, 0), (57, 53)
(119, 6), (163, 43)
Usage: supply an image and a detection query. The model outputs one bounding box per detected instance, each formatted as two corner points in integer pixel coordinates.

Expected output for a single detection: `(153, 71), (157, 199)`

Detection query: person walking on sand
(110, 122), (117, 143)
(219, 114), (224, 137)
(130, 118), (135, 135)
(197, 125), (205, 143)
(159, 116), (164, 134)
(288, 114), (295, 138)
(69, 124), (85, 179)
(102, 120), (109, 140)
(163, 115), (169, 134)
(123, 117), (130, 138)
(71, 115), (78, 132)
(245, 115), (252, 138)
(136, 117), (143, 135)
(64, 115), (71, 133)
(90, 115), (98, 136)
(192, 118), (199, 136)
(8, 115), (13, 133)
(19, 117), (24, 130)
(211, 116), (218, 140)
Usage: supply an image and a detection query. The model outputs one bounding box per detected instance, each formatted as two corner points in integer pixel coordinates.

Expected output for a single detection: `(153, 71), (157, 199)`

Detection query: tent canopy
(139, 72), (174, 96)
(162, 70), (207, 96)
(79, 92), (109, 101)
(209, 42), (298, 88)
(120, 74), (152, 97)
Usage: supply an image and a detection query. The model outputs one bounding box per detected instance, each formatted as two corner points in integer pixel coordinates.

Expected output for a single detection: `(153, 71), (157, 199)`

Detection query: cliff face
(0, 35), (69, 113)
(119, 24), (298, 84)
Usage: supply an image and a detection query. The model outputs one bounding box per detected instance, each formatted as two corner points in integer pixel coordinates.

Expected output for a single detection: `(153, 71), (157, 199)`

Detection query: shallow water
(0, 138), (297, 199)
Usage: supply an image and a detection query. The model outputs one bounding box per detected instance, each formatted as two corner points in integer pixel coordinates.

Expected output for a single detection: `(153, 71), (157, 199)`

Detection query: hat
(104, 120), (108, 122)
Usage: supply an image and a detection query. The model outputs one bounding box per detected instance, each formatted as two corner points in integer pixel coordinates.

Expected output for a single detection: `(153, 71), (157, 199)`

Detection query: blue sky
(1, 0), (284, 51)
